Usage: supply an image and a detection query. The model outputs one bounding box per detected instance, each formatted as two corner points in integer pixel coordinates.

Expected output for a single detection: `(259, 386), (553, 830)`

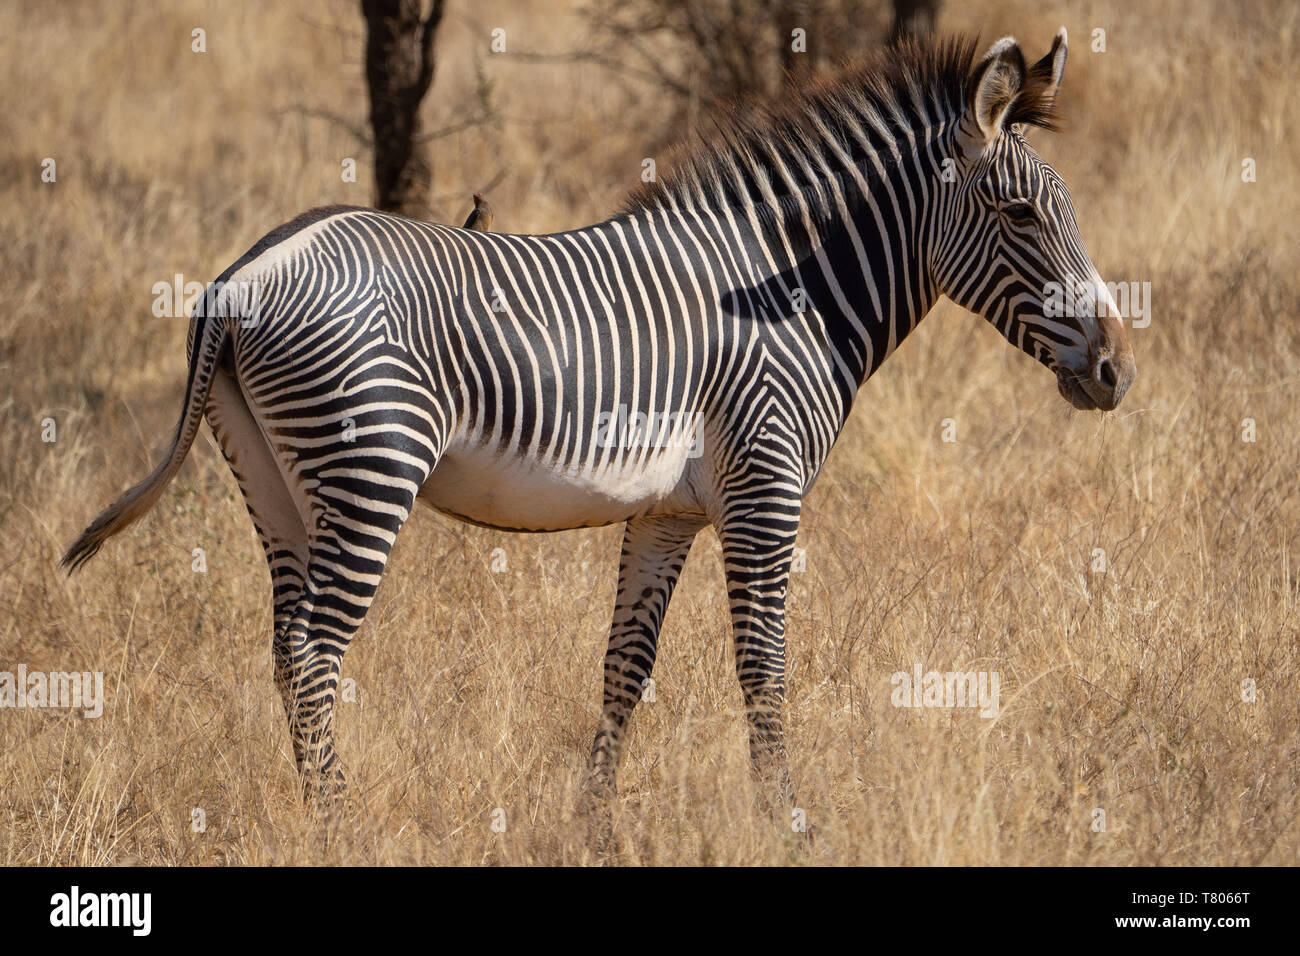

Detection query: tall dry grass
(0, 0), (1296, 864)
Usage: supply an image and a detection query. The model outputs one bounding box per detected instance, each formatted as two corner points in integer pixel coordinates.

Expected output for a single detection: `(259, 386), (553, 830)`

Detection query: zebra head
(932, 29), (1136, 411)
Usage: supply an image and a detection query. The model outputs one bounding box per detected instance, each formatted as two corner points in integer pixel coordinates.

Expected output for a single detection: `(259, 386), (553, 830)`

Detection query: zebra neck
(740, 138), (944, 401)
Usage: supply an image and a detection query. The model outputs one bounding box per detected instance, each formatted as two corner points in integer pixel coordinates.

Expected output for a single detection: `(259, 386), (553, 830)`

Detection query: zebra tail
(61, 312), (231, 574)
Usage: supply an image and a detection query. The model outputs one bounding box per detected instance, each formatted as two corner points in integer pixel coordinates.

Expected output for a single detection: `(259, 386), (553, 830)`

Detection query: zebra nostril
(1094, 356), (1118, 392)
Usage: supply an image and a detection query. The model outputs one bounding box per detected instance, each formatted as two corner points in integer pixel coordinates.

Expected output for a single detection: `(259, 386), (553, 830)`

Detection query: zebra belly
(417, 440), (698, 532)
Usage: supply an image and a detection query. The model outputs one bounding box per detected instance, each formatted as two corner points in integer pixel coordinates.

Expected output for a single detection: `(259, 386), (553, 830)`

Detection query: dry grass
(1, 0), (1297, 865)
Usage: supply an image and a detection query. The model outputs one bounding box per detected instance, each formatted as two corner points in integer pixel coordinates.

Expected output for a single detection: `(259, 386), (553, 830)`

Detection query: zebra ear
(968, 37), (1026, 144)
(1030, 28), (1068, 93)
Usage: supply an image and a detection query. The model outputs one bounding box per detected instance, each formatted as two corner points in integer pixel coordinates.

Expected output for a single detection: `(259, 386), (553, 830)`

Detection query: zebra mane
(624, 33), (1060, 216)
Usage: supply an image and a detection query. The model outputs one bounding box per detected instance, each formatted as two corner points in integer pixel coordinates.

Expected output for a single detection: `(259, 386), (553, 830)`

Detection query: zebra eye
(1002, 202), (1037, 224)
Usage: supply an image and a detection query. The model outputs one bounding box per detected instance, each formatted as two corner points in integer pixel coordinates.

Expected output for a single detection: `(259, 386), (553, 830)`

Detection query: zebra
(62, 30), (1134, 811)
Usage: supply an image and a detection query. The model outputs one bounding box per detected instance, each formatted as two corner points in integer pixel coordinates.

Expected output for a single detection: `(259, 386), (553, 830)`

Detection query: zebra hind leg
(280, 454), (437, 810)
(204, 370), (315, 793)
(586, 515), (705, 803)
(216, 374), (440, 811)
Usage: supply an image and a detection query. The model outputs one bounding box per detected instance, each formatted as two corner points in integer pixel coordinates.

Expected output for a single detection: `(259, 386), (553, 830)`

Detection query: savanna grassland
(0, 0), (1297, 865)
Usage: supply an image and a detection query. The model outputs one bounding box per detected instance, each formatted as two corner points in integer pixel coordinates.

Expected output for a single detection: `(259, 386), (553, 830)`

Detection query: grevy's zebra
(64, 30), (1134, 809)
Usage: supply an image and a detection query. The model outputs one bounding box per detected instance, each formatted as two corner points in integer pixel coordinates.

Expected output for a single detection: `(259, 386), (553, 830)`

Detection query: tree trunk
(361, 0), (446, 218)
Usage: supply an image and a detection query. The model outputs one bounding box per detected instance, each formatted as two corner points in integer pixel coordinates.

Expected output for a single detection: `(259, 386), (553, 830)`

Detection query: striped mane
(625, 33), (1061, 216)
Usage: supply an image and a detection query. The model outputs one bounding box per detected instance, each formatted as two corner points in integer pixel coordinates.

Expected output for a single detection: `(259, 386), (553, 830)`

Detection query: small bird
(462, 193), (494, 232)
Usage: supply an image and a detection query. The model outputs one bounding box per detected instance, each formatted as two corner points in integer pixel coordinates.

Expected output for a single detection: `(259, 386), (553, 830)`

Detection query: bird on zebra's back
(462, 193), (493, 231)
(62, 28), (1134, 819)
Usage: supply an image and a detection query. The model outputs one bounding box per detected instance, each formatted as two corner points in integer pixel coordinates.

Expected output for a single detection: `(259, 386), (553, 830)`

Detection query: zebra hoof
(301, 769), (348, 812)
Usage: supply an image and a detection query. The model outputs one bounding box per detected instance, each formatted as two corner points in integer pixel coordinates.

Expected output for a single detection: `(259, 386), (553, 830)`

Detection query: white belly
(417, 437), (699, 531)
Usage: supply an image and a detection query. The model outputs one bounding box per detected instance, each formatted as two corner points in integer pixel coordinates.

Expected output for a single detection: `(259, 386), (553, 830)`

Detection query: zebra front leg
(718, 497), (801, 811)
(587, 514), (705, 801)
